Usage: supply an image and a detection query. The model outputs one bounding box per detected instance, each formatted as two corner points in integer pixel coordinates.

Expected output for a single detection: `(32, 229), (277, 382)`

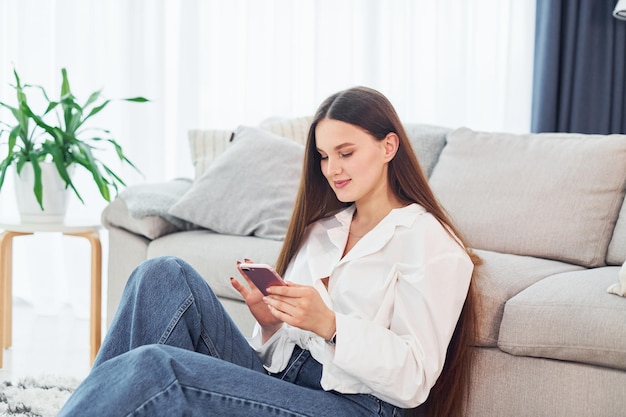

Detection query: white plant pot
(14, 162), (73, 223)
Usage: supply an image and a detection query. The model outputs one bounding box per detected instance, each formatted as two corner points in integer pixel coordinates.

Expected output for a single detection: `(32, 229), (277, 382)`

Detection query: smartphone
(239, 263), (286, 295)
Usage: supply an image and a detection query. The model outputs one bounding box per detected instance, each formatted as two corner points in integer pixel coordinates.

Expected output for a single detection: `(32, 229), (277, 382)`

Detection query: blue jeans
(58, 256), (401, 417)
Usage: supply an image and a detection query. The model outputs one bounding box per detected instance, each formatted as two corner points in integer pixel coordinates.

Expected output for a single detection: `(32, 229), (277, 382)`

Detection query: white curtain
(0, 0), (536, 314)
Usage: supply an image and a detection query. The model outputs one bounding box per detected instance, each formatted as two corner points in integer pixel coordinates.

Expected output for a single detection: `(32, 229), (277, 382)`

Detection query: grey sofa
(102, 118), (626, 416)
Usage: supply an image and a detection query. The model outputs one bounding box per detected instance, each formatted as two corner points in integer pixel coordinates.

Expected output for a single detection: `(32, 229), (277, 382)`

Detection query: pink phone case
(239, 263), (286, 295)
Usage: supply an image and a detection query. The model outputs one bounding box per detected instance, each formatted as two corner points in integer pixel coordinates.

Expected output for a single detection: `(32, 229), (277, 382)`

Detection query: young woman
(58, 86), (479, 417)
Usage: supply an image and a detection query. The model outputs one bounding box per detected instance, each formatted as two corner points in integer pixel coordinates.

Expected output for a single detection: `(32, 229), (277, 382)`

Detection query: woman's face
(315, 118), (395, 205)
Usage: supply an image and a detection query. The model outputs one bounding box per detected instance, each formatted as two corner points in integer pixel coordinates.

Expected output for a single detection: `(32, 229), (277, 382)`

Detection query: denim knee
(128, 256), (193, 291)
(112, 344), (181, 382)
(134, 256), (186, 279)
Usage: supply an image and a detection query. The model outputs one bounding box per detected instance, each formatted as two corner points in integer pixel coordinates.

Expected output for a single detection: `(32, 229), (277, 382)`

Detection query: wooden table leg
(0, 231), (31, 368)
(67, 231), (102, 365)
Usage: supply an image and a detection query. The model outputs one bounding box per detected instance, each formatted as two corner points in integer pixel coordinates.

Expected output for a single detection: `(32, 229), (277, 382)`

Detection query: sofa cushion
(473, 250), (583, 347)
(147, 230), (283, 301)
(403, 123), (449, 178)
(606, 198), (626, 265)
(498, 267), (626, 371)
(169, 125), (304, 240)
(188, 128), (234, 180)
(187, 117), (312, 181)
(258, 116), (312, 146)
(102, 198), (181, 240)
(429, 128), (626, 267)
(187, 119), (446, 182)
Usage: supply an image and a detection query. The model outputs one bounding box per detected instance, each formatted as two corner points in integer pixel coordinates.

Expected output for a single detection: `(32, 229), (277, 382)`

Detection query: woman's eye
(320, 155), (328, 161)
(340, 152), (352, 158)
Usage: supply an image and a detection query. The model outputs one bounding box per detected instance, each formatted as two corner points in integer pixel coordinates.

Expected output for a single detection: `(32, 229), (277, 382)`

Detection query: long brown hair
(275, 86), (480, 417)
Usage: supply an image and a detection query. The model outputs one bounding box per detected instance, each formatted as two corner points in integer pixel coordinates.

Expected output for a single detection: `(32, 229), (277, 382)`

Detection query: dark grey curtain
(532, 0), (626, 134)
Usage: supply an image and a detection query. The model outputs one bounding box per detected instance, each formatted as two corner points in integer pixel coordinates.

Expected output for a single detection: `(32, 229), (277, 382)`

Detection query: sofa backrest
(606, 200), (626, 265)
(428, 128), (626, 268)
(183, 119), (450, 242)
(187, 116), (312, 181)
(187, 118), (450, 180)
(187, 119), (626, 267)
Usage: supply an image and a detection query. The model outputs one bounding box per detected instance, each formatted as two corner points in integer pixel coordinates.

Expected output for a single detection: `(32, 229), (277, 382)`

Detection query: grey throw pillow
(169, 125), (304, 240)
(403, 123), (450, 178)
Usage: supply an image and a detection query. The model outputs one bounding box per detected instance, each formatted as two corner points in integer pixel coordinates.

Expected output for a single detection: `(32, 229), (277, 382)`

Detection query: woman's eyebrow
(316, 142), (355, 153)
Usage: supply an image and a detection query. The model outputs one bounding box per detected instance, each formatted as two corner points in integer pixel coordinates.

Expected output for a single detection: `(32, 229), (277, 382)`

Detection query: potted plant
(0, 68), (148, 221)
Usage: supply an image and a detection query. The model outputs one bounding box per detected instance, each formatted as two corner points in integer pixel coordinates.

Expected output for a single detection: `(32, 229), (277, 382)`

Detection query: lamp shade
(615, 0), (626, 20)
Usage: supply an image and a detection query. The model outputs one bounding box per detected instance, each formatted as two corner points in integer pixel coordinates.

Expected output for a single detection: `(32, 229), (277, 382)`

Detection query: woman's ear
(383, 133), (400, 162)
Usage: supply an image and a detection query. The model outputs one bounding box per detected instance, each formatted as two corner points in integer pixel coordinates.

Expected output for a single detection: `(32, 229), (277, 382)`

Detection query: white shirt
(248, 203), (473, 408)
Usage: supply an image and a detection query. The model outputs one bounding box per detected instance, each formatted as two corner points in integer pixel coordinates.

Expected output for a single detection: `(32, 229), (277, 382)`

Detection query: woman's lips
(334, 179), (350, 189)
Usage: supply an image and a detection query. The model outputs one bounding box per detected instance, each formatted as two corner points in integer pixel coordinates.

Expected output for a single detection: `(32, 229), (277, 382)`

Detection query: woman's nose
(326, 157), (342, 176)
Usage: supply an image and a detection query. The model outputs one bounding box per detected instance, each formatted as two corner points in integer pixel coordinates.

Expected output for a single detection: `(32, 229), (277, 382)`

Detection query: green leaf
(0, 159), (11, 190)
(61, 68), (71, 96)
(107, 138), (140, 171)
(84, 99), (111, 121)
(0, 66), (147, 205)
(44, 101), (59, 115)
(28, 158), (44, 210)
(28, 83), (53, 103)
(83, 90), (102, 108)
(101, 162), (126, 188)
(123, 96), (149, 103)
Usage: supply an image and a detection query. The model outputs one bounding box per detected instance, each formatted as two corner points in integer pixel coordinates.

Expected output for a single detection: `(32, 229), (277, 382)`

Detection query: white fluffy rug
(0, 376), (79, 417)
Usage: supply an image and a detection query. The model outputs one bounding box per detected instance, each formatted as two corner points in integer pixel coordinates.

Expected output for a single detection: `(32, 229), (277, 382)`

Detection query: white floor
(0, 298), (91, 382)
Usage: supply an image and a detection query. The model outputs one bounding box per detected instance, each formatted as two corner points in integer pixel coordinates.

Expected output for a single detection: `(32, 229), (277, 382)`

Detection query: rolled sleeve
(247, 324), (295, 373)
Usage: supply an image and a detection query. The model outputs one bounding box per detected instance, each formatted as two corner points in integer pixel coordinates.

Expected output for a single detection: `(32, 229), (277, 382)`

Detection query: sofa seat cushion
(429, 128), (626, 267)
(147, 230), (283, 301)
(473, 250), (583, 347)
(498, 267), (626, 370)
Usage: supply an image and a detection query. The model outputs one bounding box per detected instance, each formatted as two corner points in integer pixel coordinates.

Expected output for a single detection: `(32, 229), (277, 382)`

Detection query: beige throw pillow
(429, 128), (626, 267)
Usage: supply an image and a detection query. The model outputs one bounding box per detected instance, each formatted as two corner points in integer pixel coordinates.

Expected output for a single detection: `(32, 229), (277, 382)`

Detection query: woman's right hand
(231, 260), (283, 340)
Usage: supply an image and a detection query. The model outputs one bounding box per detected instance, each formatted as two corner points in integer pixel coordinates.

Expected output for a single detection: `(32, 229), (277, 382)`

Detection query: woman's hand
(264, 283), (336, 341)
(231, 260), (283, 341)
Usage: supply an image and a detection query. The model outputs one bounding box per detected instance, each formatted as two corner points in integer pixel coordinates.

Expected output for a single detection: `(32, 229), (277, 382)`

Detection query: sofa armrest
(101, 178), (196, 240)
(102, 198), (181, 240)
(105, 224), (151, 326)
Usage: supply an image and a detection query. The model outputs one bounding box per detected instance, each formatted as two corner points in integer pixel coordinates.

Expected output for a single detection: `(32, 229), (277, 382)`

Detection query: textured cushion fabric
(403, 123), (449, 178)
(169, 126), (304, 240)
(498, 267), (626, 371)
(187, 117), (311, 181)
(606, 199), (626, 265)
(259, 116), (312, 146)
(429, 128), (626, 267)
(188, 129), (234, 180)
(467, 347), (626, 417)
(187, 118), (445, 181)
(119, 178), (196, 231)
(472, 249), (583, 346)
(102, 198), (181, 240)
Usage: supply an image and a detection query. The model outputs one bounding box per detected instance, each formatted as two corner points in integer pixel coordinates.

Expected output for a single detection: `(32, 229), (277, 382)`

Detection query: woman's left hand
(264, 283), (336, 341)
